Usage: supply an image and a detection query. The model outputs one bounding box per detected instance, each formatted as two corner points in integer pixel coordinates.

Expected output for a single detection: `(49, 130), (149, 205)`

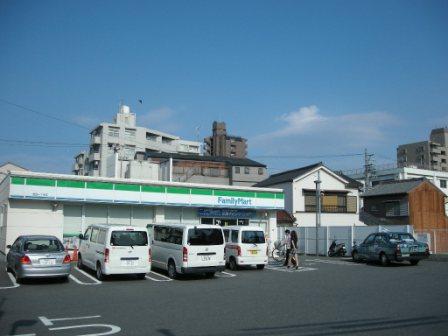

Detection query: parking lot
(1, 257), (448, 336)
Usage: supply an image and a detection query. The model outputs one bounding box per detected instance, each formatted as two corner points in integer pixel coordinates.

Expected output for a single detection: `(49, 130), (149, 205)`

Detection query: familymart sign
(8, 176), (284, 210)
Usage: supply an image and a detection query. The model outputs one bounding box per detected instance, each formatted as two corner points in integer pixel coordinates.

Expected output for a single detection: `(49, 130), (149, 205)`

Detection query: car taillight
(148, 248), (152, 263)
(183, 247), (188, 262)
(20, 255), (31, 264)
(104, 248), (110, 263)
(237, 246), (241, 257)
(63, 254), (71, 264)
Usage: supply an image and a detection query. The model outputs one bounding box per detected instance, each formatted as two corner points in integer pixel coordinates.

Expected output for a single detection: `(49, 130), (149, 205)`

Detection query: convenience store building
(0, 171), (284, 253)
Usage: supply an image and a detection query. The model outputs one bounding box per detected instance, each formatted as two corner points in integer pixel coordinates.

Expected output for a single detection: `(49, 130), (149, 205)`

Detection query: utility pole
(315, 170), (321, 256)
(364, 148), (375, 191)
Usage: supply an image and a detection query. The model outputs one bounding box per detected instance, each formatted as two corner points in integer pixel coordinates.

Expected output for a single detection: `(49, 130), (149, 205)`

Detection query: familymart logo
(217, 197), (252, 206)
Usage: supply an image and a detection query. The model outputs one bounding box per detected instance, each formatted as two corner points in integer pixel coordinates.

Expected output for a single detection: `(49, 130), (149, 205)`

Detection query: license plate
(401, 254), (410, 257)
(121, 260), (137, 267)
(249, 250), (258, 255)
(201, 256), (211, 261)
(40, 258), (56, 265)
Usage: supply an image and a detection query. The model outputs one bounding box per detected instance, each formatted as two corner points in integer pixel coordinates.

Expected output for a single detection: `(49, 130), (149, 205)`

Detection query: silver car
(6, 235), (72, 282)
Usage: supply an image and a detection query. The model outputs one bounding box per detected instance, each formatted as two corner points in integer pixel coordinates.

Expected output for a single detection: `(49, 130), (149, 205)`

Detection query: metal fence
(414, 229), (448, 254)
(277, 225), (413, 256)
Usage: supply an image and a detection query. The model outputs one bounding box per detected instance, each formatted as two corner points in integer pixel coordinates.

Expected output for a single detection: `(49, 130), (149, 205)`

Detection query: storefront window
(201, 218), (213, 224)
(238, 219), (249, 226)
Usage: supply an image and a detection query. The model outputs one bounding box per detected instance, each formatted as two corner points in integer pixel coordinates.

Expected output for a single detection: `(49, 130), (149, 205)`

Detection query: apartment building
(146, 152), (268, 186)
(397, 127), (448, 172)
(204, 121), (247, 158)
(347, 165), (448, 196)
(73, 105), (201, 177)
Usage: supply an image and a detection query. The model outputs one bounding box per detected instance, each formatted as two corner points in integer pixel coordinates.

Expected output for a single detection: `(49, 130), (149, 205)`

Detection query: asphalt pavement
(1, 257), (447, 336)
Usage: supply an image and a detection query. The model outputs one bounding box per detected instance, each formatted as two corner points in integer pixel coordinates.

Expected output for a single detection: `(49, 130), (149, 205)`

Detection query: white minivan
(223, 226), (268, 270)
(77, 224), (151, 280)
(149, 224), (225, 279)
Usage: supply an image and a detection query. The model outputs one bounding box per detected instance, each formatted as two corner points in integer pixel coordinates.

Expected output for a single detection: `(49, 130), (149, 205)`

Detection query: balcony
(89, 152), (101, 161)
(91, 135), (101, 144)
(305, 205), (349, 213)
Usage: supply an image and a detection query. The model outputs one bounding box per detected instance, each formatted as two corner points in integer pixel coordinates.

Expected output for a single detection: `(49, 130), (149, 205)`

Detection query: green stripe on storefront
(167, 187), (190, 194)
(115, 183), (140, 191)
(57, 180), (85, 188)
(12, 176), (284, 199)
(256, 192), (276, 199)
(214, 189), (256, 198)
(191, 188), (213, 196)
(11, 177), (25, 185)
(27, 178), (56, 187)
(86, 182), (113, 190)
(142, 185), (165, 193)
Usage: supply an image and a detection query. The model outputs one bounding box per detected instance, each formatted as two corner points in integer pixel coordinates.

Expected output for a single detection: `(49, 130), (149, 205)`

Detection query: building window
(258, 168), (264, 175)
(108, 126), (119, 137)
(123, 145), (135, 159)
(124, 128), (136, 138)
(385, 201), (401, 217)
(442, 150), (446, 155)
(235, 167), (240, 174)
(244, 167), (250, 174)
(440, 180), (447, 189)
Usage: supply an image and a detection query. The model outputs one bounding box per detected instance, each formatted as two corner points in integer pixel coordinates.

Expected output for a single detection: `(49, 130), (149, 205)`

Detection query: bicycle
(271, 240), (287, 263)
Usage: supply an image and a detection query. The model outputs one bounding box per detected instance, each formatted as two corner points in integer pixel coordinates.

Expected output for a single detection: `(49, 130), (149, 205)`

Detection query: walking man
(283, 229), (291, 266)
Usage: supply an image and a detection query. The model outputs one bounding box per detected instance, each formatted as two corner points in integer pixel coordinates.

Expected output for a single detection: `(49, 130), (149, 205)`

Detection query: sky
(0, 0), (447, 175)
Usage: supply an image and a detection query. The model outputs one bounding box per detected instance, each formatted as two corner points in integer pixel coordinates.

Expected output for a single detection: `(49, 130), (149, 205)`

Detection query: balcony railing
(305, 205), (349, 213)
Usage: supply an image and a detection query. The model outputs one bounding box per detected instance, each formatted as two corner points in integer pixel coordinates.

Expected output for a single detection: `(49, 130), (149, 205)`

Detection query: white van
(223, 226), (268, 270)
(77, 224), (151, 280)
(149, 224), (225, 279)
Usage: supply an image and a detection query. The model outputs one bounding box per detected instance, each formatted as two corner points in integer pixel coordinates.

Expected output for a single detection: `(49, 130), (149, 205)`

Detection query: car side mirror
(6, 244), (11, 249)
(78, 234), (84, 240)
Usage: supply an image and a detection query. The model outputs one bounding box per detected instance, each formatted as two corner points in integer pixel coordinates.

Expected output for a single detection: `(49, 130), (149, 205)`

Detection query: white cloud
(251, 105), (398, 158)
(139, 107), (181, 133)
(71, 115), (101, 129)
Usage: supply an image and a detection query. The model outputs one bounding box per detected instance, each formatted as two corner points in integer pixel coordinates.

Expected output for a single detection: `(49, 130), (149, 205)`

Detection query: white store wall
(1, 199), (278, 253)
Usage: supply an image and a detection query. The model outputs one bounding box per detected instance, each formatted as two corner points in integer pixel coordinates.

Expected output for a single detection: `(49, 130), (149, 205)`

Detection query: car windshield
(387, 233), (415, 243)
(110, 231), (148, 246)
(242, 231), (265, 244)
(187, 228), (224, 246)
(23, 238), (64, 253)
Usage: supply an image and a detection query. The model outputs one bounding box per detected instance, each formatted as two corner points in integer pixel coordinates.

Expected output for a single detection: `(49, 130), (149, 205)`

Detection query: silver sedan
(6, 235), (72, 282)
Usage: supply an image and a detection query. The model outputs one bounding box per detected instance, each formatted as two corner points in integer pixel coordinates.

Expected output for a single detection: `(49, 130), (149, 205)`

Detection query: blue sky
(0, 0), (447, 174)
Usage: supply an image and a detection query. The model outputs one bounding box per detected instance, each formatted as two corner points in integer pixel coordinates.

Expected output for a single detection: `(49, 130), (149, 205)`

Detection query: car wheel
(410, 260), (419, 266)
(229, 257), (238, 271)
(96, 262), (105, 281)
(380, 253), (389, 266)
(167, 260), (177, 279)
(204, 272), (215, 278)
(77, 254), (83, 270)
(352, 250), (359, 262)
(137, 273), (146, 280)
(256, 264), (265, 270)
(61, 276), (69, 283)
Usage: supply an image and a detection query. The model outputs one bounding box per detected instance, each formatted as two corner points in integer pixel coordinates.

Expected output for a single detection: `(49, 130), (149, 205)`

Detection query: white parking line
(265, 265), (317, 273)
(39, 315), (101, 326)
(0, 272), (20, 290)
(5, 333), (36, 336)
(145, 271), (173, 282)
(215, 271), (236, 278)
(74, 267), (102, 284)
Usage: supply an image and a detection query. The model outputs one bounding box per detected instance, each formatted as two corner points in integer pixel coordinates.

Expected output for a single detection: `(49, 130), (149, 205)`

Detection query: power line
(0, 98), (90, 130)
(252, 153), (364, 159)
(0, 138), (88, 148)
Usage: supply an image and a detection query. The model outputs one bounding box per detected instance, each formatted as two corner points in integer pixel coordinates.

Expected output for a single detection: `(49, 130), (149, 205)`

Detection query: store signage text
(217, 197), (252, 206)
